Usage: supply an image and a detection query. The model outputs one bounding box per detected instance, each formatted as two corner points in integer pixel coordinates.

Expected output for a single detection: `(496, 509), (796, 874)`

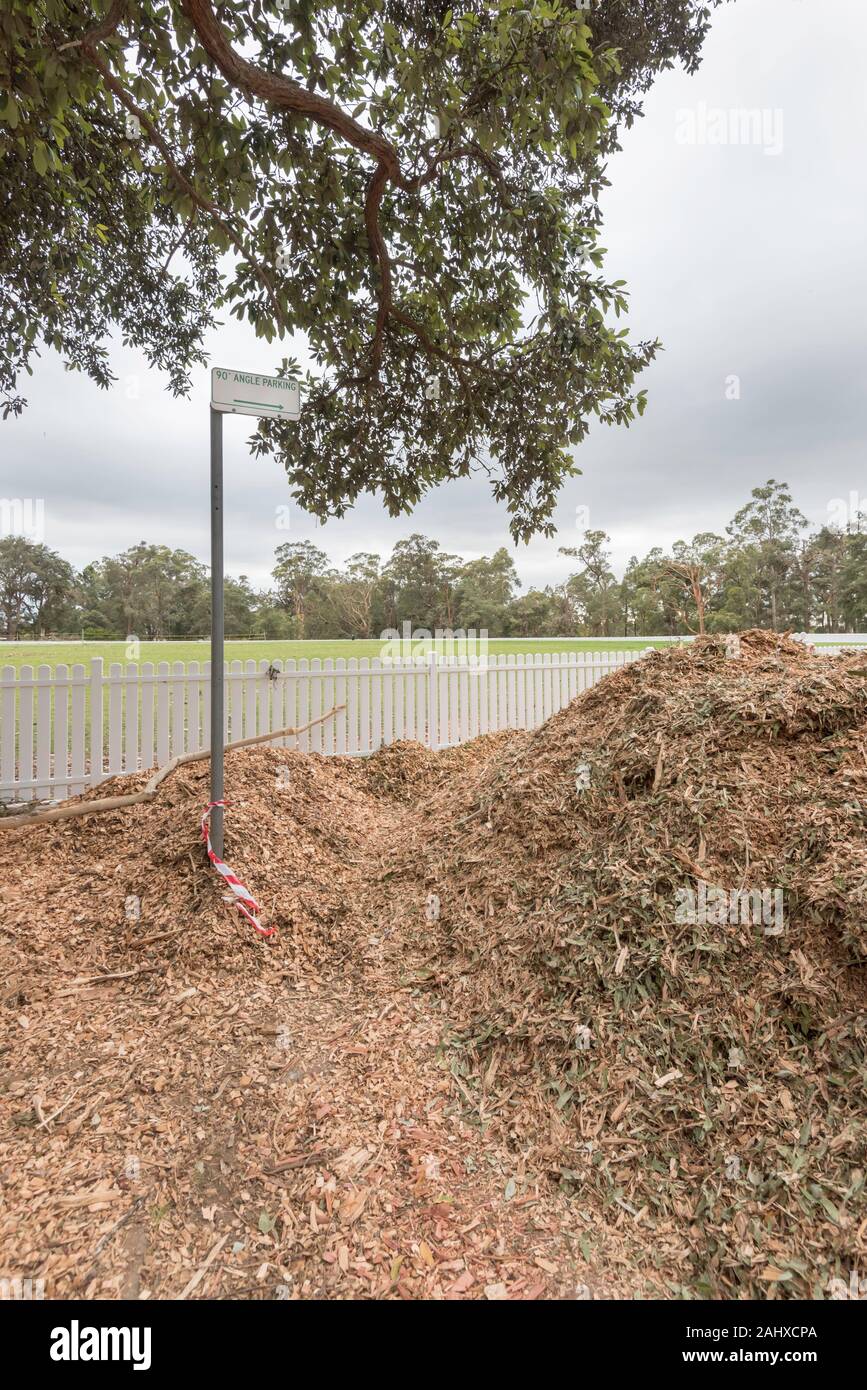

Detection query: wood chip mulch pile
(1, 631), (865, 1299)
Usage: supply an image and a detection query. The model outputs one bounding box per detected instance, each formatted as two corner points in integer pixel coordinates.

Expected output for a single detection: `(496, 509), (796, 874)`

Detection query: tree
(0, 535), (75, 638)
(80, 542), (208, 637)
(653, 532), (727, 635)
(508, 587), (561, 637)
(2, 1), (719, 533)
(382, 534), (461, 631)
(187, 572), (260, 635)
(841, 531), (867, 632)
(559, 529), (618, 635)
(323, 552), (381, 637)
(727, 480), (807, 631)
(272, 540), (330, 637)
(455, 547), (519, 633)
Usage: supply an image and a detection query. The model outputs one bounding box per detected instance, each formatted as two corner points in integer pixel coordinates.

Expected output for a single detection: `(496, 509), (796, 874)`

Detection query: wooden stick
(37, 1086), (82, 1130)
(61, 966), (161, 989)
(178, 1232), (230, 1301)
(0, 704), (346, 833)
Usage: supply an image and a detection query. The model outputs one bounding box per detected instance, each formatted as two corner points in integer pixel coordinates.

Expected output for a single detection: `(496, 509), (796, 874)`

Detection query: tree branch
(72, 0), (531, 388)
(363, 162), (392, 376)
(57, 0), (127, 53)
(181, 0), (406, 183)
(180, 0), (513, 382)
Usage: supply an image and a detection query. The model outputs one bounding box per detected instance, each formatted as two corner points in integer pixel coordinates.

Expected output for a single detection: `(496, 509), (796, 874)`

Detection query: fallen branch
(58, 966), (161, 991)
(0, 704), (346, 833)
(85, 1196), (146, 1280)
(36, 1086), (83, 1130)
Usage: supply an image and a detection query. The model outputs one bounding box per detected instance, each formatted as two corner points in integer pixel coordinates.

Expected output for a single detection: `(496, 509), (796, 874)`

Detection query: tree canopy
(2, 1), (720, 538)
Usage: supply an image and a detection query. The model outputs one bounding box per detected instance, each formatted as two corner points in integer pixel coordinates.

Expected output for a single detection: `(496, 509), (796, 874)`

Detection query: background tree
(559, 529), (619, 635)
(10, 476), (867, 642)
(187, 573), (259, 636)
(726, 479), (807, 631)
(80, 542), (208, 638)
(652, 532), (727, 634)
(841, 530), (867, 632)
(455, 547), (519, 632)
(507, 588), (561, 637)
(622, 552), (665, 635)
(0, 535), (74, 638)
(272, 539), (330, 637)
(2, 1), (720, 534)
(382, 534), (461, 631)
(323, 552), (382, 638)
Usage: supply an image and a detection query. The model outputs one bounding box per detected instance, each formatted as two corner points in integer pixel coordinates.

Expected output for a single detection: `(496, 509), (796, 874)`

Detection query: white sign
(211, 368), (301, 419)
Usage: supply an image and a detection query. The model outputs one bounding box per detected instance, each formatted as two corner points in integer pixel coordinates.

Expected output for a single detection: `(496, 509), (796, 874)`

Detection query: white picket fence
(0, 650), (647, 805)
(793, 633), (867, 655)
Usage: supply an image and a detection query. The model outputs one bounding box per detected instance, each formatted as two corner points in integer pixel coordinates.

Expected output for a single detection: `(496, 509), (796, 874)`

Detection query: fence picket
(89, 658), (104, 788)
(402, 658), (414, 743)
(519, 654), (531, 730)
(54, 664), (69, 795)
(187, 660), (203, 754)
(310, 659), (323, 752)
(18, 665), (34, 800)
(1, 666), (14, 797)
(155, 662), (171, 766)
(346, 659), (358, 754)
(124, 663), (139, 772)
(202, 661), (212, 756)
(296, 660), (310, 751)
(227, 660), (243, 744)
(359, 659), (370, 752)
(107, 663), (123, 776)
(322, 659), (336, 754)
(141, 663), (155, 771)
(383, 660), (394, 747)
(279, 660), (293, 746)
(70, 663), (86, 796)
(427, 655), (438, 750)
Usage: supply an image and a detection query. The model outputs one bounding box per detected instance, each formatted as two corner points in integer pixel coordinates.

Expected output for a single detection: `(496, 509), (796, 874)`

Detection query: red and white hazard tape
(201, 801), (275, 938)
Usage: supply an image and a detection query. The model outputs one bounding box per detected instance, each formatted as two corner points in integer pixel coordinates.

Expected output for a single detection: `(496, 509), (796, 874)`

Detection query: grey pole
(209, 406), (225, 857)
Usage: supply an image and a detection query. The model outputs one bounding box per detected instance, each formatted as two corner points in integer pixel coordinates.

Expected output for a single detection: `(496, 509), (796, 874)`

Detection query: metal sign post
(209, 404), (225, 855)
(209, 368), (301, 858)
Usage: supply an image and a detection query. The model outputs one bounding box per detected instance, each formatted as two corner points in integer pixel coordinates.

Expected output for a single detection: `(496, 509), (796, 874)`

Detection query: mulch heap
(0, 630), (865, 1299)
(0, 736), (649, 1300)
(383, 630), (867, 1297)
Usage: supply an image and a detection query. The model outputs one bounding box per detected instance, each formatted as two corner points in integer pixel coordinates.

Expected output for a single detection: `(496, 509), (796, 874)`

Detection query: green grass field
(0, 636), (678, 673)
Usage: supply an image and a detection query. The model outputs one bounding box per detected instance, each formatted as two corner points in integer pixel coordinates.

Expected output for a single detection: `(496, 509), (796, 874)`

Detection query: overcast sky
(4, 0), (866, 592)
